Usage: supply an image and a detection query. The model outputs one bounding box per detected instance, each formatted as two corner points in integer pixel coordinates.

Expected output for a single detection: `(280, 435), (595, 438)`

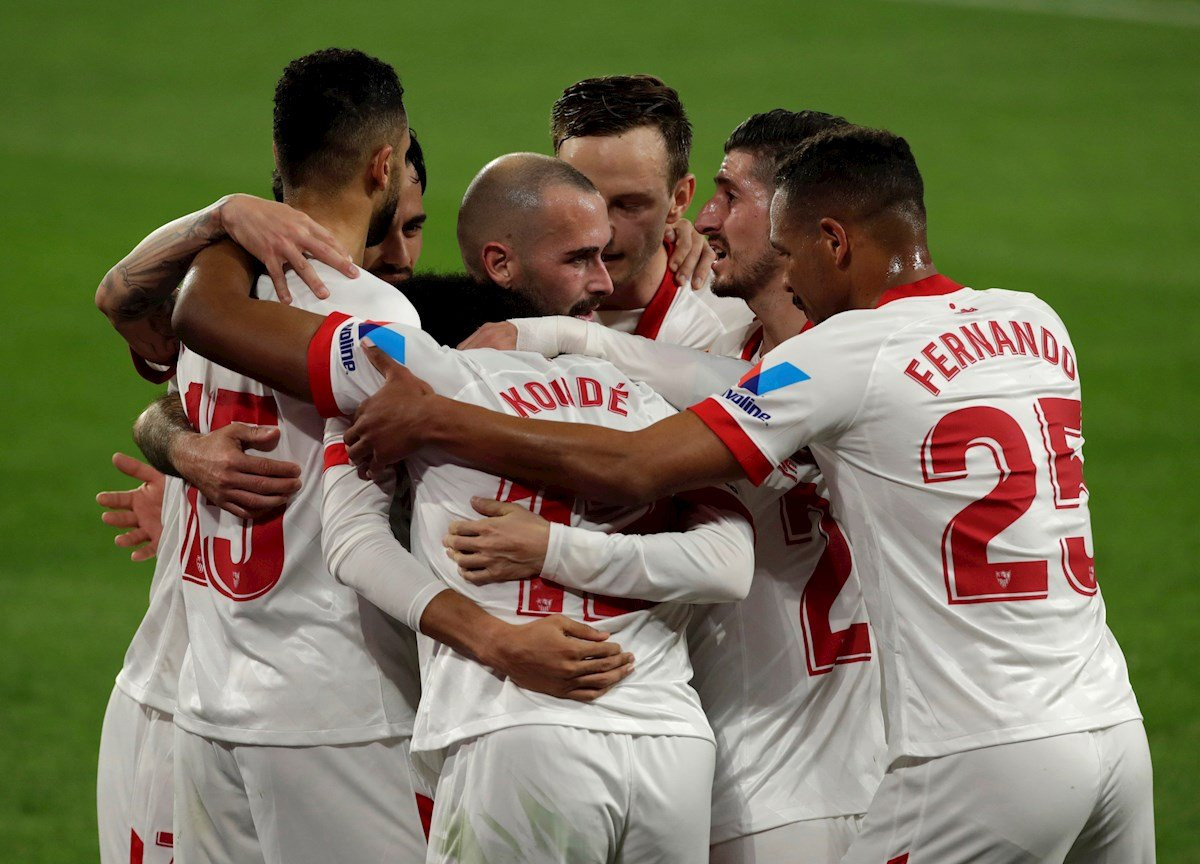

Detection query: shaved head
(457, 152), (599, 279)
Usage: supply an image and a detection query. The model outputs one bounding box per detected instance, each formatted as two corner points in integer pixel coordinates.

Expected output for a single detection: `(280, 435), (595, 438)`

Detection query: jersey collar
(875, 273), (963, 308)
(633, 241), (681, 340)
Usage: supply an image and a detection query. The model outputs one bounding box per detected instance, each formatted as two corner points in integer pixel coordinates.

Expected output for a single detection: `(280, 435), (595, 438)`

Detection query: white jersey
(510, 313), (886, 838)
(690, 274), (1141, 762)
(308, 313), (717, 758)
(115, 471), (188, 715)
(173, 262), (423, 745)
(595, 247), (725, 350)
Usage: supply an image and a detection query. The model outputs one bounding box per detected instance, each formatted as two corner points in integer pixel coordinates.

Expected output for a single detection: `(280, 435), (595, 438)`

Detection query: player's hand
(345, 345), (437, 478)
(665, 218), (716, 289)
(171, 424), (302, 521)
(457, 321), (518, 351)
(486, 615), (634, 702)
(114, 302), (179, 366)
(444, 496), (550, 583)
(219, 194), (358, 304)
(97, 452), (165, 562)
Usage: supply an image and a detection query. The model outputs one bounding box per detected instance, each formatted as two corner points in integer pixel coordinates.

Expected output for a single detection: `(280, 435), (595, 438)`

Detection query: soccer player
(101, 51), (632, 864)
(461, 109), (885, 863)
(342, 125), (1154, 863)
(550, 75), (732, 346)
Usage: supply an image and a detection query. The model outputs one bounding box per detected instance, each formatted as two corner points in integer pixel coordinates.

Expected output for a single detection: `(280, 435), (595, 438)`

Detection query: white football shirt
(690, 274), (1141, 762)
(509, 314), (886, 838)
(173, 262), (423, 745)
(308, 314), (716, 760)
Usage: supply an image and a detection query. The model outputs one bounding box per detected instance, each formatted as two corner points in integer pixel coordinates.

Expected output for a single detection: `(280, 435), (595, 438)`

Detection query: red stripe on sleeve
(322, 442), (350, 472)
(675, 485), (757, 543)
(688, 398), (775, 486)
(308, 312), (351, 418)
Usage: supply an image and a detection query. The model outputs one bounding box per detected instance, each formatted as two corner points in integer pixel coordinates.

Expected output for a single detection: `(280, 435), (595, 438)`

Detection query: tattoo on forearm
(104, 205), (224, 321)
(133, 391), (194, 477)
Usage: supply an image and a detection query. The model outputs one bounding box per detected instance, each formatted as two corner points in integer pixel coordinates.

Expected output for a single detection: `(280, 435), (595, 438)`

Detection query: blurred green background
(1, 0), (1197, 860)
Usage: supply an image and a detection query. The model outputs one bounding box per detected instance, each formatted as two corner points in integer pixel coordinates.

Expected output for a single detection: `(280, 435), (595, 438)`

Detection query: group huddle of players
(93, 48), (1154, 864)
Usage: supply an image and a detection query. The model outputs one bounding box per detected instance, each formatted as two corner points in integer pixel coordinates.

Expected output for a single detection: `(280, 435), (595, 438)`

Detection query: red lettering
(1040, 327), (1060, 365)
(1010, 321), (1039, 356)
(961, 323), (997, 358)
(578, 377), (603, 407)
(524, 381), (557, 410)
(989, 320), (1019, 355)
(608, 385), (629, 416)
(1062, 347), (1077, 380)
(549, 378), (575, 407)
(904, 359), (941, 396)
(921, 341), (959, 381)
(940, 332), (977, 368)
(500, 386), (540, 417)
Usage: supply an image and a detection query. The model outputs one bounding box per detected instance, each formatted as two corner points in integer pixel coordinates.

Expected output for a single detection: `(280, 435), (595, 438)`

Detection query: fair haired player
(461, 109), (885, 864)
(550, 75), (732, 346)
(343, 125), (1154, 863)
(164, 152), (754, 863)
(100, 51), (632, 864)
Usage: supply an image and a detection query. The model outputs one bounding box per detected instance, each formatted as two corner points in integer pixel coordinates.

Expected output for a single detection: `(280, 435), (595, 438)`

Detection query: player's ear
(481, 241), (515, 287)
(666, 173), (696, 224)
(820, 218), (851, 269)
(368, 145), (394, 193)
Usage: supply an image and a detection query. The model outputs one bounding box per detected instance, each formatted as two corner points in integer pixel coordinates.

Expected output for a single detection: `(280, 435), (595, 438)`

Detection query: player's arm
(133, 389), (302, 521)
(321, 420), (634, 701)
(95, 193), (354, 329)
(171, 240), (326, 400)
(346, 351), (744, 505)
(444, 490), (755, 603)
(96, 452), (166, 562)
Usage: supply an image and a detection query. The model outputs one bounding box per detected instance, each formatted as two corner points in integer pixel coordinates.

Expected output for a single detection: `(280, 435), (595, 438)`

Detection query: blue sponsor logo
(740, 361), (809, 395)
(359, 322), (406, 365)
(722, 388), (771, 423)
(338, 325), (356, 371)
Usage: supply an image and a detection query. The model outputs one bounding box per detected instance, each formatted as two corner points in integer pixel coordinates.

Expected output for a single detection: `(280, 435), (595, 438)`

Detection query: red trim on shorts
(130, 829), (144, 864)
(688, 398), (775, 486)
(633, 242), (681, 341)
(308, 312), (351, 418)
(676, 485), (757, 542)
(875, 273), (963, 308)
(415, 794), (434, 841)
(129, 347), (176, 384)
(155, 831), (173, 848)
(886, 855), (910, 864)
(322, 442), (350, 471)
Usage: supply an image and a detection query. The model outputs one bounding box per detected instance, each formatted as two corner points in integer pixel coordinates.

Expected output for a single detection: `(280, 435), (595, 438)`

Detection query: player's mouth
(709, 239), (730, 273)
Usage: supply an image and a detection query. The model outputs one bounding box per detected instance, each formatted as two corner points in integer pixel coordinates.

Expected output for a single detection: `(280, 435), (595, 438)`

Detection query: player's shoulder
(264, 263), (421, 325)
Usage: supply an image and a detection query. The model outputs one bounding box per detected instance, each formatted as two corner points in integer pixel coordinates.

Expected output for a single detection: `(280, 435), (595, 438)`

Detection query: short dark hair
(398, 273), (544, 347)
(550, 74), (692, 186)
(724, 109), (850, 182)
(407, 129), (427, 193)
(273, 48), (407, 192)
(775, 125), (926, 226)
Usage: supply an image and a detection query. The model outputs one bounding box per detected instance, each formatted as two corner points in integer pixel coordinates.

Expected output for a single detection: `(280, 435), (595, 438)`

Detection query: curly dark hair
(273, 48), (406, 192)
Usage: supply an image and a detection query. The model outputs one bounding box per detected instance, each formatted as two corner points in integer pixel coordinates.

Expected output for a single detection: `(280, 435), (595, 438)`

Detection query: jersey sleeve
(320, 418), (445, 632)
(307, 313), (475, 418)
(513, 315), (751, 410)
(539, 485), (754, 604)
(688, 321), (874, 484)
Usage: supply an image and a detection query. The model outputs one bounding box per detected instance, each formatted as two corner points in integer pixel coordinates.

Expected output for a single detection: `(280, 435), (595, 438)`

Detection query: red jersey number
(178, 384), (286, 601)
(921, 398), (1095, 604)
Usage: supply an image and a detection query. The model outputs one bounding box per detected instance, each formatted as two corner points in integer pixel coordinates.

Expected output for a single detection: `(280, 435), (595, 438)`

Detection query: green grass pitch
(1, 1), (1196, 860)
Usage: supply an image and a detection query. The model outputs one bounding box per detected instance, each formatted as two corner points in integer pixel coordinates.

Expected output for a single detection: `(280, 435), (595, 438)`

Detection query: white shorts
(708, 814), (864, 864)
(842, 720), (1154, 864)
(97, 686), (175, 864)
(173, 726), (427, 864)
(427, 725), (714, 864)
